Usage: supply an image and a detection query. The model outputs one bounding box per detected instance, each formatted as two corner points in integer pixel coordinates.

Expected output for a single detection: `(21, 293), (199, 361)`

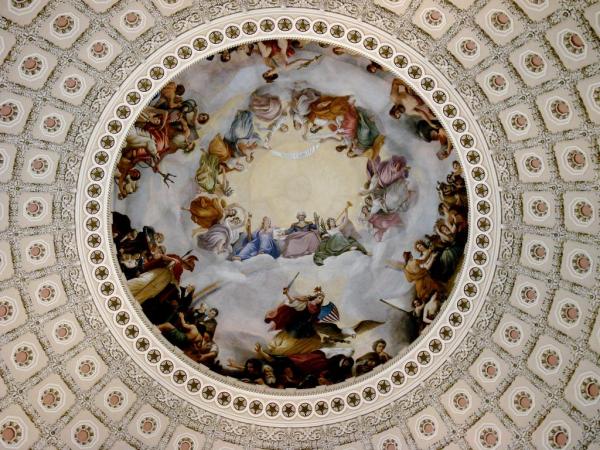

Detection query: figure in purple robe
(281, 211), (320, 258)
(362, 154), (413, 241)
(366, 154), (409, 190)
(196, 216), (243, 255)
(249, 92), (283, 122)
(368, 213), (403, 242)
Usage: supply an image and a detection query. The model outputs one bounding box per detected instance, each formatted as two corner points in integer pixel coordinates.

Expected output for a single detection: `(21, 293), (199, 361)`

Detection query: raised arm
(282, 286), (294, 302)
(385, 259), (405, 271)
(177, 312), (196, 332)
(245, 214), (252, 237)
(282, 286), (310, 304)
(338, 209), (349, 228)
(419, 251), (437, 270)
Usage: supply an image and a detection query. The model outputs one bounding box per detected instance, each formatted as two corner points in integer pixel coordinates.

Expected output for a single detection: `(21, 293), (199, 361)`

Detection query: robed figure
(232, 215), (280, 261)
(313, 207), (368, 266)
(281, 212), (320, 258)
(262, 286), (326, 356)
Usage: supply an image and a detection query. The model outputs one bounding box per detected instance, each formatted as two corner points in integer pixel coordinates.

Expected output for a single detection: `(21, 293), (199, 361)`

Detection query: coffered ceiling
(0, 0), (599, 449)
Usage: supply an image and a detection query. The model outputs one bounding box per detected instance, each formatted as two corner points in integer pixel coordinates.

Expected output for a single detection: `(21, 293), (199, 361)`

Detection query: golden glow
(227, 125), (366, 228)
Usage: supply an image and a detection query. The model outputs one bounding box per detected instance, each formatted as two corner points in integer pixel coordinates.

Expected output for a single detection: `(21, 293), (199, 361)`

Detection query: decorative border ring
(76, 9), (500, 427)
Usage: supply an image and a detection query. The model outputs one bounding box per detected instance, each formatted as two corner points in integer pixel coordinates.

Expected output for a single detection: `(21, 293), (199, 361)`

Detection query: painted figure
(355, 339), (392, 375)
(249, 91), (288, 148)
(306, 95), (385, 158)
(389, 78), (437, 125)
(290, 87), (321, 131)
(115, 83), (210, 198)
(151, 81), (185, 109)
(158, 311), (201, 348)
(362, 154), (414, 241)
(195, 109), (262, 196)
(196, 211), (245, 255)
(256, 39), (321, 82)
(262, 285), (327, 356)
(184, 196), (234, 231)
(185, 326), (219, 365)
(127, 249), (197, 304)
(314, 208), (368, 266)
(387, 244), (441, 303)
(281, 211), (320, 258)
(232, 215), (280, 261)
(249, 91), (284, 122)
(388, 78), (452, 159)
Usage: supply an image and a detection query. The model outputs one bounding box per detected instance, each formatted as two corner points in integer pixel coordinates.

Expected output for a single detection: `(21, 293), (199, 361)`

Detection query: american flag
(317, 303), (340, 323)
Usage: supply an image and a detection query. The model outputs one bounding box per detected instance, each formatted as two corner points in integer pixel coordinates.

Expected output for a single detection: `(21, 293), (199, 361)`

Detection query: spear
(379, 298), (413, 313)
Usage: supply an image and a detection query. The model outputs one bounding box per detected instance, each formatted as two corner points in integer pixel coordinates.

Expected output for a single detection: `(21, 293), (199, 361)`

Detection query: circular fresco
(111, 39), (468, 390)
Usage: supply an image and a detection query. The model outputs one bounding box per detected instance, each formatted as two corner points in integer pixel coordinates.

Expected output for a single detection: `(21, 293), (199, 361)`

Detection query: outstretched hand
(385, 259), (404, 269)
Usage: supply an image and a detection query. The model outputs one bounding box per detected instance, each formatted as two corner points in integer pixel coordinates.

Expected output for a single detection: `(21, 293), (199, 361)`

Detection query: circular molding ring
(76, 9), (500, 427)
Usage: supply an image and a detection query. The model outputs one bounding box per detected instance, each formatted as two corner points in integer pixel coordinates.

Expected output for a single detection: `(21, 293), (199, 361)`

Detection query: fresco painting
(111, 40), (468, 389)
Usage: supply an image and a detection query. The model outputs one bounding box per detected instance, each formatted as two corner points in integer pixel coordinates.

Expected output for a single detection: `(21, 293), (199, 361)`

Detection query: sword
(286, 272), (300, 291)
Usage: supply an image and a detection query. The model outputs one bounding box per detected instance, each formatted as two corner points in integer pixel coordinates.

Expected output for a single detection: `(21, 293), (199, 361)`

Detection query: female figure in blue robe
(232, 215), (280, 261)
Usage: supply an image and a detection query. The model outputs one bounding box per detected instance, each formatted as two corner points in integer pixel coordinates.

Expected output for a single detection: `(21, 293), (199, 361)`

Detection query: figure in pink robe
(363, 155), (413, 241)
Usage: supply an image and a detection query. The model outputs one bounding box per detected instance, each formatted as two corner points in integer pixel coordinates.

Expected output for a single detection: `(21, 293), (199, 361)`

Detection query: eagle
(314, 320), (385, 344)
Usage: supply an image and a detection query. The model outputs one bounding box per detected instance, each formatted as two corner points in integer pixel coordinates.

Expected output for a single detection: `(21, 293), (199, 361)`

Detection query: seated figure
(281, 211), (320, 258)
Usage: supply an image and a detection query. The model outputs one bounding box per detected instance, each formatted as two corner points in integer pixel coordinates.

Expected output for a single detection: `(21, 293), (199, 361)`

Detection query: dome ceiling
(0, 0), (598, 449)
